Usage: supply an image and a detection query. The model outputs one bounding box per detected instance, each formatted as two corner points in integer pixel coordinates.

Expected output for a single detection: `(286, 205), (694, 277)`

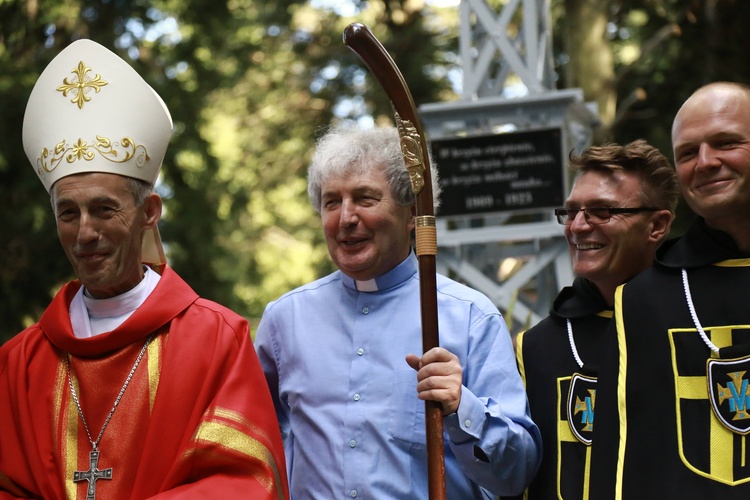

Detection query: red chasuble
(0, 266), (288, 500)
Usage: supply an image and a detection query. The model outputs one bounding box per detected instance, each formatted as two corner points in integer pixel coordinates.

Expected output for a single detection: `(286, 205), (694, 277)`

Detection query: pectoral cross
(73, 449), (112, 500)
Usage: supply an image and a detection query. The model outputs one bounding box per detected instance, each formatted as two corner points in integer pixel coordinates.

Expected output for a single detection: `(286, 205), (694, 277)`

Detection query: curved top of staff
(342, 23), (436, 221)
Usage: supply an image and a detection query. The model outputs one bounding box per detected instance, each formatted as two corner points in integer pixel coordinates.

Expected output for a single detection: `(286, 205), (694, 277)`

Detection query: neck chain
(566, 319), (585, 368)
(681, 268), (720, 354)
(66, 334), (154, 499)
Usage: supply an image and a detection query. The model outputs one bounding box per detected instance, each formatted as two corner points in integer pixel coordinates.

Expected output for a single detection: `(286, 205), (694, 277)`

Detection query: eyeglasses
(554, 206), (658, 225)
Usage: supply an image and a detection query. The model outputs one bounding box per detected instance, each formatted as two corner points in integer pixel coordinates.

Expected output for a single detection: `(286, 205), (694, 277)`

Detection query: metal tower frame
(459, 0), (555, 98)
(420, 0), (598, 331)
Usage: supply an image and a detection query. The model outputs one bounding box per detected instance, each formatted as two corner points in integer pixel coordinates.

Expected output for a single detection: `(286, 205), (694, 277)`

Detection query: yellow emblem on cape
(38, 136), (149, 174)
(573, 391), (596, 432)
(717, 371), (750, 420)
(56, 61), (108, 109)
(566, 373), (597, 445)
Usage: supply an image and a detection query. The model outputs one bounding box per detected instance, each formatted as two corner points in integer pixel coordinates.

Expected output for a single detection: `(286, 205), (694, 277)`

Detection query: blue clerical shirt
(255, 254), (541, 499)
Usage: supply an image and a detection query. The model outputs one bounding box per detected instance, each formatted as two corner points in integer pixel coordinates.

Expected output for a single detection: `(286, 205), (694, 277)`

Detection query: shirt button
(350, 490), (358, 498)
(362, 306), (369, 314)
(353, 393), (361, 401)
(464, 419), (472, 428)
(349, 439), (357, 448)
(357, 348), (364, 356)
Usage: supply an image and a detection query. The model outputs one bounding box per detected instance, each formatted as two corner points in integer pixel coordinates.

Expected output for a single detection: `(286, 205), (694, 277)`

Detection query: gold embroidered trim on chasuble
(56, 340), (163, 499)
(186, 407), (285, 500)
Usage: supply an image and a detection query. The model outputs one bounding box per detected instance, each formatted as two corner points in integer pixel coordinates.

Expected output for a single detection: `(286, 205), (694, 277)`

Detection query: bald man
(590, 82), (750, 498)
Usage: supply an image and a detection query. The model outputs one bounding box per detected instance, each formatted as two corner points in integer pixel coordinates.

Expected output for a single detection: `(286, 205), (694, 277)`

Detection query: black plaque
(431, 128), (565, 217)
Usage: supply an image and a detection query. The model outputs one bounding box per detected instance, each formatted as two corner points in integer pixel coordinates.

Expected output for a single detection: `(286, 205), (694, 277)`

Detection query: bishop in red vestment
(0, 267), (288, 499)
(1, 38), (288, 499)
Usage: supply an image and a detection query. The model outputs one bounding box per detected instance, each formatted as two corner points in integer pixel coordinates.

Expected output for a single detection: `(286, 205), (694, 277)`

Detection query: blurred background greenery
(3, 0), (750, 342)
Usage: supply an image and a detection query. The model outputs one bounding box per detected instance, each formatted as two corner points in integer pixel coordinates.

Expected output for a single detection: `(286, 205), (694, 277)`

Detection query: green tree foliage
(0, 0), (452, 341)
(554, 0), (750, 148)
(554, 0), (750, 233)
(609, 1), (750, 145)
(6, 0), (750, 342)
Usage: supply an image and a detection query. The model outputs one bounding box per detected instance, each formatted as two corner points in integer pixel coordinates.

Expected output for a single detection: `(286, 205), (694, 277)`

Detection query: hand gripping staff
(343, 22), (446, 500)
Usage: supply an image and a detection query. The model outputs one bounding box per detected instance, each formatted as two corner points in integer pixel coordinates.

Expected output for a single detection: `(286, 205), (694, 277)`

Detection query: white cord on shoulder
(681, 268), (720, 354)
(567, 319), (585, 368)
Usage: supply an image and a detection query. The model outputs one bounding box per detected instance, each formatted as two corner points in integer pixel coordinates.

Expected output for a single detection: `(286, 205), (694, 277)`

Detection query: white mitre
(22, 39), (174, 270)
(23, 38), (173, 190)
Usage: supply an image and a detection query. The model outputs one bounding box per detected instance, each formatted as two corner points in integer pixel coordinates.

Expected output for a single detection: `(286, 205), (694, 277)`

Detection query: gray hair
(126, 177), (153, 206)
(307, 123), (441, 213)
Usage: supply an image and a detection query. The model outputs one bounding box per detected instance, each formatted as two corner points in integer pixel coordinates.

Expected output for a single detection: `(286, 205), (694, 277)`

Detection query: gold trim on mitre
(38, 136), (149, 176)
(23, 39), (173, 193)
(56, 61), (108, 109)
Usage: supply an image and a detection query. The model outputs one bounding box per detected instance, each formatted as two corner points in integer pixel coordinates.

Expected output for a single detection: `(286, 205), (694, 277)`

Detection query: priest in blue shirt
(255, 124), (542, 499)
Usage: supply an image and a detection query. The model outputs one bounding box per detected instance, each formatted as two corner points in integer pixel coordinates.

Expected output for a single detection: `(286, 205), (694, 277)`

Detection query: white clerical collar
(70, 266), (161, 338)
(341, 253), (418, 293)
(355, 279), (379, 292)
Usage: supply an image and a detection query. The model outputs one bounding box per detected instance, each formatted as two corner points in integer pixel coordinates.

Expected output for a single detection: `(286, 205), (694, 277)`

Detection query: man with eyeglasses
(591, 83), (750, 499)
(511, 140), (678, 500)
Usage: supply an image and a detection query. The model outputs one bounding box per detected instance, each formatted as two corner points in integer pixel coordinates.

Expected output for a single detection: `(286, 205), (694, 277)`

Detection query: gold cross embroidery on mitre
(56, 61), (108, 109)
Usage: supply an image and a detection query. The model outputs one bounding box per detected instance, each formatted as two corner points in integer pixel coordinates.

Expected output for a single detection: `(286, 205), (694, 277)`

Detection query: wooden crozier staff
(343, 22), (446, 500)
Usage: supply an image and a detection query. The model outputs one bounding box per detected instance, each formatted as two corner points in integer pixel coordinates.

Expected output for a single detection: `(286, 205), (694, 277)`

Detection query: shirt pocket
(387, 368), (427, 450)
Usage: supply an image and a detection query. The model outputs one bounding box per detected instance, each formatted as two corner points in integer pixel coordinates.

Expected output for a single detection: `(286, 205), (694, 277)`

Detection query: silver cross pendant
(73, 449), (113, 500)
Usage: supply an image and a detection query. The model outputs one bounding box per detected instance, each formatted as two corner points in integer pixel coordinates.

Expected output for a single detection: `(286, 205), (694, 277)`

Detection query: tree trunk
(562, 0), (615, 140)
